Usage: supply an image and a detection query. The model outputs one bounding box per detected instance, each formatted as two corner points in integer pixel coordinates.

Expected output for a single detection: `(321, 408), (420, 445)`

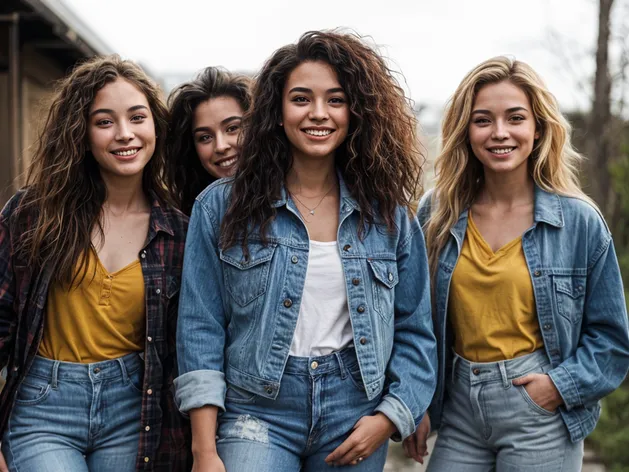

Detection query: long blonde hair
(425, 56), (592, 277)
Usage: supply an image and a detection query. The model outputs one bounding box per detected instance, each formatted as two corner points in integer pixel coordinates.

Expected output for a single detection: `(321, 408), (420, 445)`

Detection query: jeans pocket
(225, 384), (257, 404)
(126, 366), (145, 394)
(517, 384), (557, 416)
(15, 377), (51, 406)
(346, 364), (366, 392)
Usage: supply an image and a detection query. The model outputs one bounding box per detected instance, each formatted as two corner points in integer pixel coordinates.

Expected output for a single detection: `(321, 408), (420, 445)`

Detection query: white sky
(62, 0), (624, 124)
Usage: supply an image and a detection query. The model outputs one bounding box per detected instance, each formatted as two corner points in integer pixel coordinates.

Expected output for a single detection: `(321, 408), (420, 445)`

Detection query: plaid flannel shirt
(0, 190), (192, 471)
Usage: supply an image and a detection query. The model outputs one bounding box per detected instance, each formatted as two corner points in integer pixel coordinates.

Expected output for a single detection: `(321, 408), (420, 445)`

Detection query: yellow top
(39, 248), (145, 363)
(448, 215), (543, 362)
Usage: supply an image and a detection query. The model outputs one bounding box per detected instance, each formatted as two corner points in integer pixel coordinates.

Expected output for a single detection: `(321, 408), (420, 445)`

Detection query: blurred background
(0, 0), (627, 469)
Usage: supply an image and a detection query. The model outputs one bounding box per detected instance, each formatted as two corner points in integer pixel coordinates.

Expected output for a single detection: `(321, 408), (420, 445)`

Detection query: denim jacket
(417, 186), (629, 442)
(175, 174), (437, 439)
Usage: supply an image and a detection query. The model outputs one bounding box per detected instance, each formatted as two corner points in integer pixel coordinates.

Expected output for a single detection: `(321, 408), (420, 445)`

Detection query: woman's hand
(324, 413), (397, 466)
(192, 451), (226, 472)
(403, 413), (431, 464)
(512, 373), (563, 412)
(0, 450), (9, 472)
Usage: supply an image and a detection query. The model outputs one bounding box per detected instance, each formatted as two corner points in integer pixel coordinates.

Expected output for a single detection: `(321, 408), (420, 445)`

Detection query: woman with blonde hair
(408, 56), (629, 470)
(0, 55), (191, 471)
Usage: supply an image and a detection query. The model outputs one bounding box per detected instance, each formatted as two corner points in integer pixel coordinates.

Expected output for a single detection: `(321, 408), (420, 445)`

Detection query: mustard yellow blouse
(39, 248), (145, 363)
(448, 215), (544, 362)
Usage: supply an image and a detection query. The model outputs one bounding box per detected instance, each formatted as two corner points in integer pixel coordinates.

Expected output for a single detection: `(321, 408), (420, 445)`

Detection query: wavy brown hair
(425, 56), (592, 280)
(221, 30), (423, 251)
(167, 67), (252, 215)
(15, 54), (172, 285)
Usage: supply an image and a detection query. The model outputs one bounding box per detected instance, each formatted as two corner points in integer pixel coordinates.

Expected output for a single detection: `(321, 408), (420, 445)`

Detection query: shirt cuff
(174, 369), (226, 414)
(374, 393), (416, 441)
(548, 365), (581, 411)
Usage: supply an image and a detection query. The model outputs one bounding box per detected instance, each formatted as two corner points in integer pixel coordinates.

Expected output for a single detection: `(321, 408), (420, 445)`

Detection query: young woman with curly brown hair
(175, 30), (437, 471)
(167, 67), (252, 215)
(0, 55), (191, 471)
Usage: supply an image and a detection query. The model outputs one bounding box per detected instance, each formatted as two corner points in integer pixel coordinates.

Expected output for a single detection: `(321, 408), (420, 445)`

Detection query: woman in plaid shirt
(0, 55), (191, 471)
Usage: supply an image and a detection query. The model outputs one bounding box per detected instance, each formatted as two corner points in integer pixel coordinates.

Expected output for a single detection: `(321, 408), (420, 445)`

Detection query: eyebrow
(221, 115), (242, 125)
(471, 106), (529, 115)
(90, 104), (149, 117)
(288, 87), (345, 94)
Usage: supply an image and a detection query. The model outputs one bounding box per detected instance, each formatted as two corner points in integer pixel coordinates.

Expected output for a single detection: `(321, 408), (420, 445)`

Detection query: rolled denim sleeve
(174, 198), (227, 414)
(375, 213), (437, 440)
(548, 236), (629, 410)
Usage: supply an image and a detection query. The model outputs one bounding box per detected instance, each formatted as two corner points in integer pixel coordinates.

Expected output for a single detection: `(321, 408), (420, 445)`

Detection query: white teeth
(304, 129), (333, 136)
(217, 157), (237, 168)
(490, 147), (514, 154)
(112, 149), (139, 156)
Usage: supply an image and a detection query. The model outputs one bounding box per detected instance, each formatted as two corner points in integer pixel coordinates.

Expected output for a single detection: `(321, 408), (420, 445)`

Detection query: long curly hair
(167, 67), (252, 215)
(221, 30), (424, 251)
(15, 54), (172, 285)
(425, 56), (593, 279)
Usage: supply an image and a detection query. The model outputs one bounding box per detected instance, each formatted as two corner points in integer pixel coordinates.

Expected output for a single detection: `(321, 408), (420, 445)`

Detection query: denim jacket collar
(271, 170), (360, 212)
(449, 184), (564, 243)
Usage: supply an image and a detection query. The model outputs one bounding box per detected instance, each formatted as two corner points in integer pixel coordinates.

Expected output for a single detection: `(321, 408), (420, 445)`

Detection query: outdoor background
(0, 0), (628, 470)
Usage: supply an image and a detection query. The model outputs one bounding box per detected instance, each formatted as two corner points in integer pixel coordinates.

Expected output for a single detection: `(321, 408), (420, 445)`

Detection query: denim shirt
(417, 186), (629, 442)
(175, 174), (437, 440)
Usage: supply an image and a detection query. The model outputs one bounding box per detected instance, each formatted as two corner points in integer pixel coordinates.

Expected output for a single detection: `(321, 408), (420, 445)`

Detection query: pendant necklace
(291, 183), (336, 216)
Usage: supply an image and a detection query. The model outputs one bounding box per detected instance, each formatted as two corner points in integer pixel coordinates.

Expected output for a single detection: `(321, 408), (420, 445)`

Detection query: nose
(309, 98), (329, 122)
(492, 120), (509, 140)
(115, 122), (134, 142)
(215, 132), (231, 154)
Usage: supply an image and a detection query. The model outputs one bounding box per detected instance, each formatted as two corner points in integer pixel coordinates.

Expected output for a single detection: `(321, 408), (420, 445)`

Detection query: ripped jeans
(216, 346), (388, 471)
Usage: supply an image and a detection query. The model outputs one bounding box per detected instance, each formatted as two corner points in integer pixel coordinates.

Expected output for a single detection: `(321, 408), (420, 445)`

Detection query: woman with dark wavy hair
(0, 55), (191, 471)
(167, 67), (252, 215)
(175, 30), (437, 471)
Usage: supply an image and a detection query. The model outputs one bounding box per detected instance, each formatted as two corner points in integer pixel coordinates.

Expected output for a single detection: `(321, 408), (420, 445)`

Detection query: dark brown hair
(167, 67), (252, 215)
(15, 54), (172, 285)
(221, 30), (424, 251)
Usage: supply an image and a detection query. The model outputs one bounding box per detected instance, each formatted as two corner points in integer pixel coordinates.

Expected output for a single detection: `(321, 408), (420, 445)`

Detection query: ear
(534, 130), (540, 140)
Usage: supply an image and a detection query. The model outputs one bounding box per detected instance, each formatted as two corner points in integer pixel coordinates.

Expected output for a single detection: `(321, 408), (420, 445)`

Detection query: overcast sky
(62, 0), (624, 123)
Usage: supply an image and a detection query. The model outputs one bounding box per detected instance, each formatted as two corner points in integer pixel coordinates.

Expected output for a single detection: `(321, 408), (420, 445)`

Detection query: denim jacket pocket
(367, 258), (398, 322)
(553, 276), (586, 324)
(220, 242), (277, 307)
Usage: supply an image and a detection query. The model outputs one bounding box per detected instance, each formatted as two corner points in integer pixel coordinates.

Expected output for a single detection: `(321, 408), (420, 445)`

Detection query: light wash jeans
(428, 350), (584, 472)
(2, 353), (143, 472)
(216, 346), (389, 471)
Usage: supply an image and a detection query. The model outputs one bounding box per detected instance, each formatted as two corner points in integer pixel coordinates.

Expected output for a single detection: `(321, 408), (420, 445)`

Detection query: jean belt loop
(498, 361), (510, 389)
(117, 357), (129, 382)
(451, 354), (459, 385)
(335, 350), (347, 380)
(51, 361), (60, 389)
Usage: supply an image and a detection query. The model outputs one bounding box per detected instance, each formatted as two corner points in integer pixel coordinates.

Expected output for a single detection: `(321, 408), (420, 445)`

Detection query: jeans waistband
(283, 345), (358, 376)
(452, 349), (550, 387)
(28, 352), (143, 386)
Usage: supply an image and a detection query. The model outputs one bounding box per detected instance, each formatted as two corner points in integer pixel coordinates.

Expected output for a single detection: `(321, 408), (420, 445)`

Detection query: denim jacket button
(343, 244), (352, 251)
(533, 270), (541, 277)
(359, 337), (367, 345)
(283, 299), (293, 308)
(352, 278), (360, 286)
(543, 323), (552, 330)
(357, 305), (365, 313)
(265, 386), (273, 394)
(291, 256), (298, 264)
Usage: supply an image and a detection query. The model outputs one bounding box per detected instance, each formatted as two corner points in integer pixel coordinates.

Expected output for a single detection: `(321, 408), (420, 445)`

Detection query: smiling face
(281, 60), (350, 164)
(468, 80), (539, 178)
(88, 78), (156, 180)
(193, 95), (244, 179)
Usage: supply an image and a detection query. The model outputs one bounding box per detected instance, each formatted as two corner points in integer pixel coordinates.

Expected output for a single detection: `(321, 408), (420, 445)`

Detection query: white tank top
(289, 240), (353, 357)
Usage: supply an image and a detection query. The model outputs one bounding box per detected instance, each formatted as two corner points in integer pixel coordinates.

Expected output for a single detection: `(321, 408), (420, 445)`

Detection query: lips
(110, 147), (141, 159)
(487, 146), (515, 157)
(214, 155), (238, 168)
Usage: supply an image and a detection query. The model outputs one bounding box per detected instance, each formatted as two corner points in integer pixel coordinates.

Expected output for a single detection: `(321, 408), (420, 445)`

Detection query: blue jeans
(2, 353), (143, 472)
(428, 350), (584, 472)
(216, 346), (389, 471)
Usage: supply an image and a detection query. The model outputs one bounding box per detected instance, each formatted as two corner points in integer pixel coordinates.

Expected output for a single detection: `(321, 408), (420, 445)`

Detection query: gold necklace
(290, 184), (336, 216)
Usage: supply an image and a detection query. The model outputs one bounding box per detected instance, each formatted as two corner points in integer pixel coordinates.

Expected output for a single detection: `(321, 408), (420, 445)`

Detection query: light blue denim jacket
(175, 174), (437, 439)
(417, 186), (629, 442)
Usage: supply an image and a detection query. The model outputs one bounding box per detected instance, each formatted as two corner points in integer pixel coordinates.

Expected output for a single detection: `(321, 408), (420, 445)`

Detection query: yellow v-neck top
(39, 248), (146, 363)
(448, 215), (543, 362)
